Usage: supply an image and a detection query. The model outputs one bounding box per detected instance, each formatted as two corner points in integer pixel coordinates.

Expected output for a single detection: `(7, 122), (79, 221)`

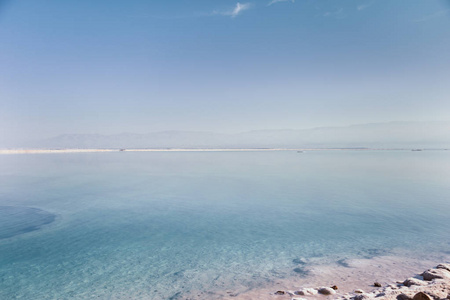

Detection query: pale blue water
(0, 151), (449, 299)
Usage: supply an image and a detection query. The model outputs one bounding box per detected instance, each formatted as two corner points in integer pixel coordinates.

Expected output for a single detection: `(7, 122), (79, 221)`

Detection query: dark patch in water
(0, 206), (56, 239)
(359, 248), (389, 259)
(269, 269), (284, 277)
(337, 259), (351, 268)
(168, 291), (182, 300)
(292, 258), (307, 265)
(311, 252), (324, 258)
(367, 249), (386, 256)
(293, 267), (309, 277)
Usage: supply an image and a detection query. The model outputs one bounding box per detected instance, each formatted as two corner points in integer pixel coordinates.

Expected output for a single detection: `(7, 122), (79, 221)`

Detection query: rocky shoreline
(274, 263), (450, 300)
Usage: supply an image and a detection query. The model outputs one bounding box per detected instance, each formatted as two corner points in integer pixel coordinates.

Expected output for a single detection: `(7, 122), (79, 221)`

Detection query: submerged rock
(292, 258), (307, 265)
(0, 206), (56, 240)
(355, 289), (365, 294)
(337, 259), (351, 268)
(319, 287), (336, 295)
(293, 267), (309, 276)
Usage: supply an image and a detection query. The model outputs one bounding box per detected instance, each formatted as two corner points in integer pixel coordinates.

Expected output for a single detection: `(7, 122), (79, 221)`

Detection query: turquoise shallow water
(0, 151), (449, 299)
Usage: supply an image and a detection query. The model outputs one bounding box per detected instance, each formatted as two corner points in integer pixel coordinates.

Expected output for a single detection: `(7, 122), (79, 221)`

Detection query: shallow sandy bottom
(184, 252), (450, 299)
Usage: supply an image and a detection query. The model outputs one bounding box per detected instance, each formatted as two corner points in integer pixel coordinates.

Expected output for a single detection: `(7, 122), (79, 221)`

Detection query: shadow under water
(0, 206), (56, 240)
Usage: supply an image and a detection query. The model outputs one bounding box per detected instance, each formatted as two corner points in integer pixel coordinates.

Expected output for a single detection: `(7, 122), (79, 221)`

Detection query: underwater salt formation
(0, 206), (55, 239)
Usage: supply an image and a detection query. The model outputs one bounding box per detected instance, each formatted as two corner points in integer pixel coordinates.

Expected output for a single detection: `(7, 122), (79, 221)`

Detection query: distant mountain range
(6, 121), (450, 149)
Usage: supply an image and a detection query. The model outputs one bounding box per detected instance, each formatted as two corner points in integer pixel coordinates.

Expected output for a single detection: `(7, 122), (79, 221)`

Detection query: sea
(0, 150), (449, 299)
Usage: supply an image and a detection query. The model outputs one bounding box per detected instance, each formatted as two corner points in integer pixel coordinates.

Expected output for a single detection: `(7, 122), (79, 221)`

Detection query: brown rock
(374, 282), (382, 287)
(412, 292), (432, 300)
(331, 285), (338, 290)
(274, 291), (285, 295)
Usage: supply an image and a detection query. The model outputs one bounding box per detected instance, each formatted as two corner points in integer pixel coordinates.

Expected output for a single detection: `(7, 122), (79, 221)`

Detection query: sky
(0, 0), (449, 142)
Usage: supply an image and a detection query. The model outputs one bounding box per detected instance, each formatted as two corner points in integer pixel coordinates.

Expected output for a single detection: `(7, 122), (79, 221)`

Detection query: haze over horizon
(2, 121), (448, 149)
(1, 0), (450, 144)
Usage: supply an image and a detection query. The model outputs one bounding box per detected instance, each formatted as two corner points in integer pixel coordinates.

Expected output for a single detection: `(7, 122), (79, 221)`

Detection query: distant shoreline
(0, 148), (444, 154)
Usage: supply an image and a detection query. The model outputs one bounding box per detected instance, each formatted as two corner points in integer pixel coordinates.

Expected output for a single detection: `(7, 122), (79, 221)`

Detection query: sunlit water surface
(0, 151), (449, 299)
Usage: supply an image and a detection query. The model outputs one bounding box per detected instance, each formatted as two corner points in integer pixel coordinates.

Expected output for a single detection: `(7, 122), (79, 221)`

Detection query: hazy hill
(8, 121), (450, 149)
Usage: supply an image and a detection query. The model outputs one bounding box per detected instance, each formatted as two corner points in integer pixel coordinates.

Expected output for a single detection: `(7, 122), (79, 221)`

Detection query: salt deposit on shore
(0, 148), (317, 154)
(0, 149), (118, 154)
(269, 261), (450, 300)
(0, 148), (400, 155)
(196, 254), (450, 300)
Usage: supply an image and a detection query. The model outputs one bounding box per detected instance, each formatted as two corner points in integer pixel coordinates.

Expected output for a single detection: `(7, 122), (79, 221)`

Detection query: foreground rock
(437, 264), (450, 272)
(318, 287), (337, 295)
(339, 264), (450, 300)
(275, 263), (450, 300)
(403, 278), (427, 287)
(422, 268), (450, 281)
(295, 288), (318, 296)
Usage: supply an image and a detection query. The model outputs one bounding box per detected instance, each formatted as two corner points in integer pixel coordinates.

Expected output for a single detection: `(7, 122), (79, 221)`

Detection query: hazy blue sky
(1, 0), (449, 142)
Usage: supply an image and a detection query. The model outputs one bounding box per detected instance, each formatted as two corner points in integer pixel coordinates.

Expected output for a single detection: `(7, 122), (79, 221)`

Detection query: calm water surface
(0, 151), (449, 299)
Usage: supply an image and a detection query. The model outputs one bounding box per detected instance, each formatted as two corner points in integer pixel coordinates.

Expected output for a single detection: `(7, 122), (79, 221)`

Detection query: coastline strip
(0, 148), (415, 155)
